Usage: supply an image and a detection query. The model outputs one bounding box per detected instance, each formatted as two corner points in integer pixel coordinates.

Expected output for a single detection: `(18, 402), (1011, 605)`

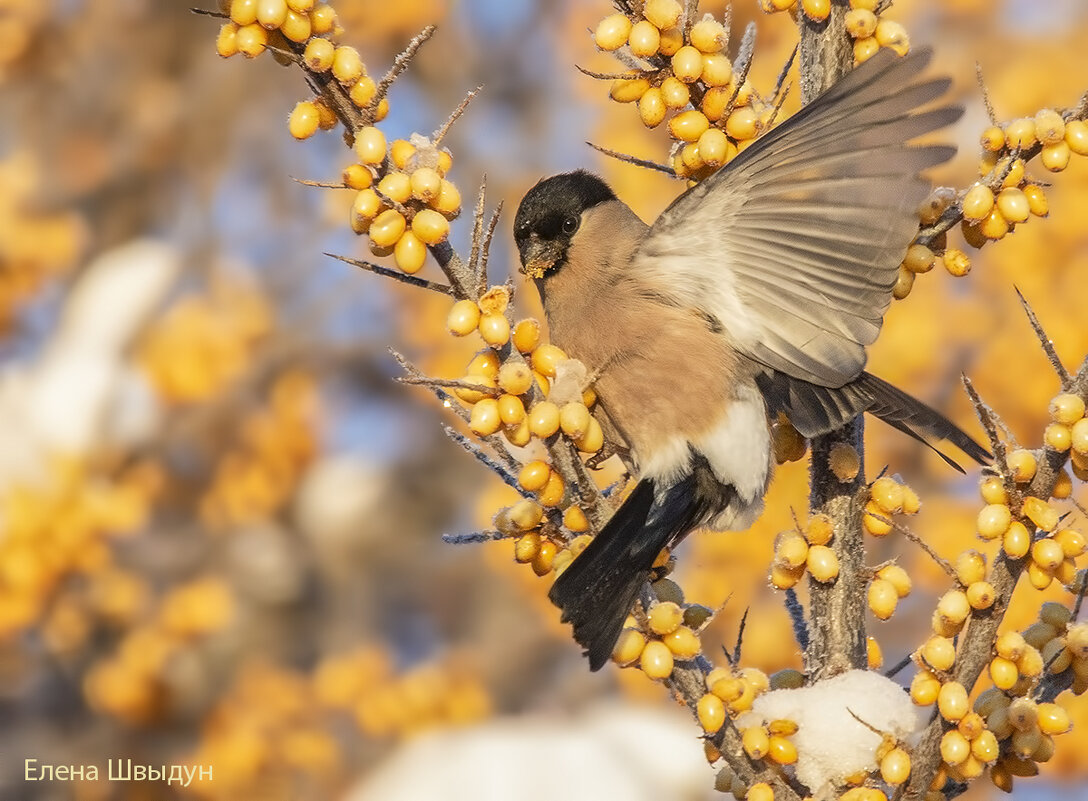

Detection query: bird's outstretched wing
(633, 48), (960, 388)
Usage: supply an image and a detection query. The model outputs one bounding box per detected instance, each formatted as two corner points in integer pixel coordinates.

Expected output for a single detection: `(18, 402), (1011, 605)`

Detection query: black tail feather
(549, 464), (725, 670)
(549, 480), (658, 671)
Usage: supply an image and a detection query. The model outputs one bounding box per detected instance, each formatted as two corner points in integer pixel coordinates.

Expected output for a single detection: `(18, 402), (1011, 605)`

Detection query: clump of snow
(347, 703), (716, 801)
(736, 669), (925, 797)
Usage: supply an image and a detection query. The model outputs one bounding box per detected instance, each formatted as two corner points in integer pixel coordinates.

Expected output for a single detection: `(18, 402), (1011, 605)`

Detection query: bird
(511, 47), (990, 671)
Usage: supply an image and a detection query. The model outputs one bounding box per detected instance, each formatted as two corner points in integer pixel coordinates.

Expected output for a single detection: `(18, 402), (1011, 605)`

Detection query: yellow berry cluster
(0, 155), (85, 332)
(974, 678), (1073, 790)
(445, 289), (603, 453)
(1018, 605), (1088, 696)
(862, 475), (921, 536)
(702, 664), (771, 729)
(896, 111), (1085, 294)
(769, 514), (839, 589)
(910, 600), (1080, 788)
(217, 1), (463, 277)
(139, 285), (272, 404)
(975, 458), (1085, 591)
(952, 111), (1088, 251)
(349, 131), (460, 274)
(758, 0), (909, 64)
(187, 662), (341, 797)
(325, 651), (493, 739)
(186, 648), (490, 800)
(868, 563), (911, 620)
(845, 4), (909, 64)
(909, 669), (998, 784)
(1047, 392), (1088, 481)
(740, 716), (799, 764)
(200, 371), (319, 528)
(500, 497), (592, 578)
(901, 185), (973, 281)
(613, 598), (702, 678)
(0, 460), (159, 643)
(593, 1), (770, 181)
(85, 577), (234, 726)
(217, 0), (344, 65)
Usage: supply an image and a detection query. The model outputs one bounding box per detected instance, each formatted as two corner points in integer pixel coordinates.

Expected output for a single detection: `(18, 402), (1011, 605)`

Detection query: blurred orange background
(0, 1), (1087, 800)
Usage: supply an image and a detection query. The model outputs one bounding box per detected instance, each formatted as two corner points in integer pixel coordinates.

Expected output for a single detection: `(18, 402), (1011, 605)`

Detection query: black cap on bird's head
(514, 170), (616, 278)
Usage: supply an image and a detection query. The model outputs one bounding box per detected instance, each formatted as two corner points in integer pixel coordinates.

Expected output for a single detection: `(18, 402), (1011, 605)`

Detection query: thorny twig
(468, 178), (488, 291)
(433, 85), (483, 145)
(576, 65), (642, 81)
(398, 375), (501, 398)
(443, 426), (534, 500)
(883, 652), (913, 679)
(975, 62), (998, 125)
(1016, 287), (1072, 388)
(374, 26), (437, 110)
(883, 515), (958, 581)
(785, 588), (809, 651)
(325, 253), (454, 295)
(443, 530), (507, 544)
(732, 607), (750, 664)
(478, 202), (505, 293)
(586, 142), (679, 177)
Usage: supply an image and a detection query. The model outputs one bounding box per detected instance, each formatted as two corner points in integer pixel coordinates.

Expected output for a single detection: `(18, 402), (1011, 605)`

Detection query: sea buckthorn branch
(797, 0), (852, 106)
(805, 426), (870, 681)
(910, 93), (1088, 277)
(1015, 288), (1073, 389)
(796, 1), (870, 685)
(884, 516), (958, 582)
(203, 5), (1088, 800)
(214, 4), (623, 544)
(326, 252), (455, 295)
(904, 338), (1088, 800)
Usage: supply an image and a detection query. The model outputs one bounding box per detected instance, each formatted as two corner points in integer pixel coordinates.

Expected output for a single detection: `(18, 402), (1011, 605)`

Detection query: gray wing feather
(634, 48), (961, 388)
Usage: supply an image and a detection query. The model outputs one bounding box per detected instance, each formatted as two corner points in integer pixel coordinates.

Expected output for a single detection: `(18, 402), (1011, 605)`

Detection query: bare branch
(883, 653), (913, 679)
(586, 142), (679, 176)
(976, 62), (998, 125)
(1015, 287), (1072, 388)
(731, 22), (758, 105)
(478, 202), (504, 290)
(443, 426), (531, 498)
(576, 65), (644, 80)
(398, 375), (500, 398)
(962, 374), (1008, 466)
(883, 516), (958, 581)
(266, 44), (302, 64)
(469, 178), (488, 292)
(732, 607), (750, 664)
(785, 588), (809, 651)
(189, 7), (227, 19)
(792, 1), (871, 694)
(374, 26), (437, 111)
(773, 44), (799, 104)
(443, 530), (508, 544)
(293, 177), (350, 189)
(433, 85), (484, 145)
(324, 253), (454, 295)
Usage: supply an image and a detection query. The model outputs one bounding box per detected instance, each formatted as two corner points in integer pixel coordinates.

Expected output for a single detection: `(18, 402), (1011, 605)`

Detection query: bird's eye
(562, 215), (580, 235)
